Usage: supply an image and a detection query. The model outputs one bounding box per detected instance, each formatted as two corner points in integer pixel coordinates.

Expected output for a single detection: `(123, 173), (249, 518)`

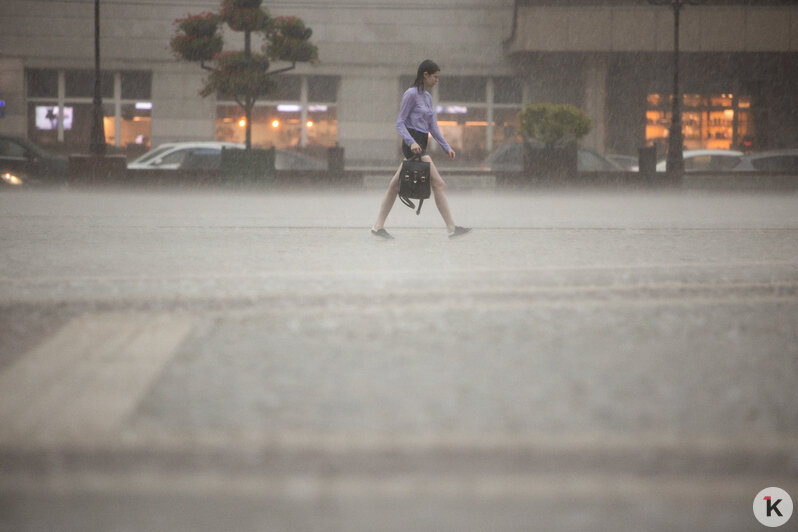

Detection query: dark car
(480, 142), (623, 172)
(0, 134), (68, 186)
(732, 149), (798, 172)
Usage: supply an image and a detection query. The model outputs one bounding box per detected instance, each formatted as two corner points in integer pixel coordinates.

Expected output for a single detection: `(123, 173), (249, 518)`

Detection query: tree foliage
(519, 103), (591, 148)
(170, 0), (318, 149)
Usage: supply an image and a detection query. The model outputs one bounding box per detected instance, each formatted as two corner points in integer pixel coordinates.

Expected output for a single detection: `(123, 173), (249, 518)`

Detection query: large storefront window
(416, 76), (524, 165)
(646, 93), (754, 153)
(25, 69), (152, 156)
(436, 107), (486, 159)
(215, 75), (339, 158)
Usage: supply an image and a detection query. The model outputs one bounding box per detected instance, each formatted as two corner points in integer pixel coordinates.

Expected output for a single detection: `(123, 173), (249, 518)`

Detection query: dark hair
(413, 59), (440, 93)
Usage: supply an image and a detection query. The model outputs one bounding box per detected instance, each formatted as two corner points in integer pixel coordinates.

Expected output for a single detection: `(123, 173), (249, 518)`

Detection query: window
(26, 69), (58, 98)
(494, 77), (523, 105)
(646, 93), (754, 153)
(121, 71), (152, 100)
(432, 76), (525, 164)
(308, 75), (338, 103)
(159, 149), (194, 167)
(439, 76), (487, 103)
(0, 138), (27, 158)
(270, 75), (302, 101)
(25, 69), (152, 155)
(65, 70), (113, 98)
(215, 75), (339, 155)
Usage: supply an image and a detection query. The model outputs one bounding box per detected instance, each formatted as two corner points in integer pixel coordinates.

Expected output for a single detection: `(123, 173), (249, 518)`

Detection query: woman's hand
(448, 149), (456, 161)
(410, 142), (423, 154)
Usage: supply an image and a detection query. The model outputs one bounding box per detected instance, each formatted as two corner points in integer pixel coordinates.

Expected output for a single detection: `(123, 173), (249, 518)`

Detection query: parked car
(605, 154), (639, 171)
(731, 149), (798, 172)
(128, 141), (327, 171)
(480, 142), (623, 172)
(127, 142), (244, 170)
(0, 133), (68, 186)
(655, 149), (743, 172)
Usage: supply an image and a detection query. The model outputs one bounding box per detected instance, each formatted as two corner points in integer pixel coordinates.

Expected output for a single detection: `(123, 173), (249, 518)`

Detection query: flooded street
(1, 188), (797, 531)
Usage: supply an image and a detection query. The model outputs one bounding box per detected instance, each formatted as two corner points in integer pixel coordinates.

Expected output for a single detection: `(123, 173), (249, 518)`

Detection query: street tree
(170, 0), (318, 150)
(518, 103), (591, 149)
(518, 103), (592, 180)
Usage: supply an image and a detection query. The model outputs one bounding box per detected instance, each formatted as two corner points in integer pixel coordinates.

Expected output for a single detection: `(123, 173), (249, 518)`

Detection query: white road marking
(0, 312), (193, 445)
(0, 259), (796, 284)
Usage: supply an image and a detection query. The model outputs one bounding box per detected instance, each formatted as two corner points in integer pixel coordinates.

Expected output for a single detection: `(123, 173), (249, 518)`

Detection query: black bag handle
(399, 195), (424, 215)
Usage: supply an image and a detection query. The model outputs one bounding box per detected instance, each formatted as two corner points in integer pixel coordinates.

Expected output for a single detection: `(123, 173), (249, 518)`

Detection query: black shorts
(402, 128), (428, 159)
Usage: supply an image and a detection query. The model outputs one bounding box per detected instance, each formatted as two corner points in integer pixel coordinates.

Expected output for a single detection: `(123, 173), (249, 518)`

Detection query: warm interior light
(272, 120), (280, 128)
(238, 118), (246, 127)
(306, 121), (313, 128)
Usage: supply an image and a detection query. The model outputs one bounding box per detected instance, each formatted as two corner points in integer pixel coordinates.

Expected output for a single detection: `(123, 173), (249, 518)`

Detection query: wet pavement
(1, 187), (797, 531)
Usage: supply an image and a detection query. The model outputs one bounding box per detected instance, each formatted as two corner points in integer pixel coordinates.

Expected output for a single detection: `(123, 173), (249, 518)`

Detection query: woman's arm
(396, 90), (417, 148)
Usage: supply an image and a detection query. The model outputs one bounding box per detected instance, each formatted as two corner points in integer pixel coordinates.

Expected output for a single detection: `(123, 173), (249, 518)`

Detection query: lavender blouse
(396, 87), (452, 153)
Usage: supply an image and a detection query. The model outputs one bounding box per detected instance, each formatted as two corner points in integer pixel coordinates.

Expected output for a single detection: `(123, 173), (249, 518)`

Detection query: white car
(127, 141), (327, 171)
(480, 143), (623, 172)
(655, 149), (743, 172)
(127, 142), (244, 170)
(732, 149), (798, 172)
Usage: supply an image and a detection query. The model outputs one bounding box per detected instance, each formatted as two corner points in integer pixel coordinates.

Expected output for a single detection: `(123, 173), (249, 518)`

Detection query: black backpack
(398, 155), (431, 215)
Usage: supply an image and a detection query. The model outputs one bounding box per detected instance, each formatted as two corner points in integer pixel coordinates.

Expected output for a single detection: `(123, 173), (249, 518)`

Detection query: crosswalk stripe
(0, 312), (193, 444)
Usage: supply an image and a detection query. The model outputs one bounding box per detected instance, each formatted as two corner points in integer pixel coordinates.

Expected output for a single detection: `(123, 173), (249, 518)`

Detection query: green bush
(519, 103), (591, 148)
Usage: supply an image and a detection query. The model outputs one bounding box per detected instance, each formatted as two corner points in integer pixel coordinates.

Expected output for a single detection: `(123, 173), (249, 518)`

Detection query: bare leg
(373, 164), (403, 230)
(424, 155), (456, 233)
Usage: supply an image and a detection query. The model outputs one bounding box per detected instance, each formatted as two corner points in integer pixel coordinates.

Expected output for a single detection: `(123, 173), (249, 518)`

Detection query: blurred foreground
(1, 188), (797, 531)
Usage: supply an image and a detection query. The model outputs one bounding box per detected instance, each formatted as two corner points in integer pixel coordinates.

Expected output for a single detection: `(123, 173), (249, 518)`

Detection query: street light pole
(649, 0), (703, 178)
(90, 0), (106, 156)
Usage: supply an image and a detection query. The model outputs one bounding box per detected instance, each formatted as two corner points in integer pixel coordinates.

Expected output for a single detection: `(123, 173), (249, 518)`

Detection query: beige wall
(509, 5), (798, 53)
(3, 2), (795, 161)
(0, 0), (516, 163)
(0, 58), (26, 133)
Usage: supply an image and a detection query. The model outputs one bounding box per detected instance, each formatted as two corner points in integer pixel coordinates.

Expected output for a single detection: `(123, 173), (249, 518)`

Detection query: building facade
(1, 0), (796, 167)
(507, 0), (798, 158)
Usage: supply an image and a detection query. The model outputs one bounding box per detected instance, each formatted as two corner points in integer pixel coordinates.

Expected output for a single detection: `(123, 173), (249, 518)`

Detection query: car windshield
(491, 145), (521, 165)
(3, 136), (49, 159)
(130, 146), (173, 165)
(578, 149), (617, 171)
(158, 148), (199, 166)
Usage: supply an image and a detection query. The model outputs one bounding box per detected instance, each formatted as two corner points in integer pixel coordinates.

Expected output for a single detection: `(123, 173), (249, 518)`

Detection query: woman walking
(371, 59), (471, 239)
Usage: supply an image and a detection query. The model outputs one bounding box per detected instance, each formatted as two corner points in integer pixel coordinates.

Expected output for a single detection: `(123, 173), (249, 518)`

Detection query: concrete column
(486, 78), (494, 153)
(336, 74), (399, 166)
(57, 71), (65, 143)
(149, 64), (216, 146)
(583, 54), (608, 154)
(299, 76), (308, 148)
(0, 58), (26, 136)
(114, 72), (122, 148)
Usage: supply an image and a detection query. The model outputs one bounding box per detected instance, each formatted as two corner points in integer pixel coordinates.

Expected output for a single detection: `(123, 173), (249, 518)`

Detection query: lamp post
(89, 0), (106, 155)
(648, 0), (703, 177)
